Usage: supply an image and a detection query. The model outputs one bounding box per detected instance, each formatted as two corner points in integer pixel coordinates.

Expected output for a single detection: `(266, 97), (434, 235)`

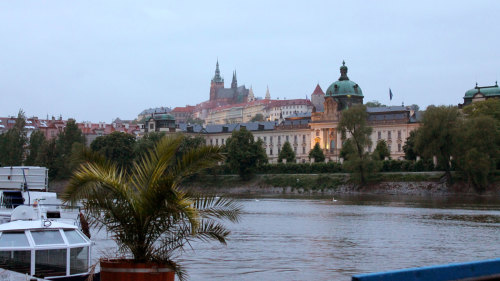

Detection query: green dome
(326, 80), (363, 97)
(464, 83), (500, 98)
(325, 61), (363, 97)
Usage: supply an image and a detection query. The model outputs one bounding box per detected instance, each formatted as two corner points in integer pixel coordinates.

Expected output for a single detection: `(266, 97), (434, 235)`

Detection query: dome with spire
(325, 61), (363, 97)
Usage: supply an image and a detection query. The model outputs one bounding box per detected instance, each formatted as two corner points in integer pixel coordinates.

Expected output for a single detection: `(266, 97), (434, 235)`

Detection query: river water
(92, 194), (500, 280)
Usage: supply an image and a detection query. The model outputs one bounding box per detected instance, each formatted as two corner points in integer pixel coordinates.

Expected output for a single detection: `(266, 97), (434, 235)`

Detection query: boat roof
(0, 220), (78, 232)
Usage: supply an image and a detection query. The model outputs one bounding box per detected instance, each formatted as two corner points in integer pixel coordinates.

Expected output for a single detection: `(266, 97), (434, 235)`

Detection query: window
(278, 136), (281, 142)
(398, 130), (402, 139)
(222, 139), (225, 145)
(303, 135), (306, 143)
(278, 147), (281, 154)
(377, 131), (381, 140)
(36, 249), (66, 277)
(398, 144), (401, 152)
(316, 130), (320, 137)
(368, 146), (372, 152)
(388, 131), (392, 140)
(302, 147), (305, 154)
(210, 139), (213, 145)
(294, 135), (297, 144)
(0, 232), (29, 247)
(270, 136), (273, 144)
(216, 139), (218, 145)
(31, 230), (64, 245)
(149, 123), (154, 130)
(270, 149), (273, 155)
(286, 136), (289, 142)
(388, 145), (391, 152)
(264, 136), (267, 142)
(294, 147), (297, 154)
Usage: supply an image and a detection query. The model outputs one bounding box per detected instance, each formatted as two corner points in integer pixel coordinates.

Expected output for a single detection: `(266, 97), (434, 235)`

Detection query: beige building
(310, 62), (420, 161)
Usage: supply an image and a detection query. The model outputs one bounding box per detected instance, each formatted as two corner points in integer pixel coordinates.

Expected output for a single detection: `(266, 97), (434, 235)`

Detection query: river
(92, 194), (500, 280)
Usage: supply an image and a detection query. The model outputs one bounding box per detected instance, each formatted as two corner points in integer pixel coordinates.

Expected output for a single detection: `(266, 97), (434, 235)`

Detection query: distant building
(311, 84), (325, 112)
(79, 119), (141, 145)
(171, 106), (195, 124)
(142, 113), (176, 133)
(461, 82), (500, 106)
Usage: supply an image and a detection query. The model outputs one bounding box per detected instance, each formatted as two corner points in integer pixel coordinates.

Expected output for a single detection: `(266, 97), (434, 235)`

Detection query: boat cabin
(0, 206), (92, 279)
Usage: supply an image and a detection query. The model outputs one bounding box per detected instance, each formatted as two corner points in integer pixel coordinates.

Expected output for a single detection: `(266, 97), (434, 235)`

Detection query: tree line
(2, 99), (498, 191)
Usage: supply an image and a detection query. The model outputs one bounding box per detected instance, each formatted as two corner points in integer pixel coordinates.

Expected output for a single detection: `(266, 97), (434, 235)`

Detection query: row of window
(269, 145), (306, 155)
(368, 143), (402, 153)
(210, 134), (309, 147)
(377, 130), (403, 140)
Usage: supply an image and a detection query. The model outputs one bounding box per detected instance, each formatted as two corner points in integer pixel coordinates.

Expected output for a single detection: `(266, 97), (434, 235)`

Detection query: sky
(1, 0), (499, 122)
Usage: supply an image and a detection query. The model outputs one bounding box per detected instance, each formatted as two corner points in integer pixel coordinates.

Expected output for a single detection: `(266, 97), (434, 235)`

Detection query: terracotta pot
(100, 259), (175, 281)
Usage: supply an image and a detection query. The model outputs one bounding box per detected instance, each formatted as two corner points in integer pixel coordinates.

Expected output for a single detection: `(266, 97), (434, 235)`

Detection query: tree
(454, 116), (499, 191)
(365, 100), (386, 107)
(415, 105), (461, 182)
(403, 130), (418, 160)
(25, 130), (46, 166)
(278, 141), (295, 163)
(410, 104), (420, 112)
(309, 143), (325, 162)
(339, 139), (354, 161)
(91, 132), (137, 169)
(62, 135), (241, 280)
(53, 119), (85, 179)
(0, 110), (28, 166)
(134, 132), (167, 156)
(462, 98), (500, 123)
(338, 104), (374, 184)
(225, 127), (268, 180)
(250, 113), (265, 122)
(372, 140), (390, 160)
(36, 139), (58, 179)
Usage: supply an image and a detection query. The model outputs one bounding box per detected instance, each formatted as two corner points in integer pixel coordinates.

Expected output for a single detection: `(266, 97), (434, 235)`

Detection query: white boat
(0, 166), (79, 224)
(0, 205), (95, 280)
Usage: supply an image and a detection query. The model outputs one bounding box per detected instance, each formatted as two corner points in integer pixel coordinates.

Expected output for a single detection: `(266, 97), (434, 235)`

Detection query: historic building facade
(310, 62), (420, 161)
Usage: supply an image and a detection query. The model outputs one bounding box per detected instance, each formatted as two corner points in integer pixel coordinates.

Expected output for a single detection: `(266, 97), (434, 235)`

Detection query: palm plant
(62, 135), (241, 280)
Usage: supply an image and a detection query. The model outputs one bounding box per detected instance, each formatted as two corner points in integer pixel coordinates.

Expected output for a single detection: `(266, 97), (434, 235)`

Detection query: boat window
(70, 247), (89, 274)
(0, 232), (30, 247)
(64, 230), (87, 244)
(31, 230), (64, 245)
(35, 249), (66, 277)
(0, 250), (31, 275)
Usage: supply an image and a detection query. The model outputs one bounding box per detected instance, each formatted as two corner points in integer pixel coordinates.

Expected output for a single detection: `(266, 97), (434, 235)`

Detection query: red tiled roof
(312, 84), (325, 96)
(171, 106), (195, 113)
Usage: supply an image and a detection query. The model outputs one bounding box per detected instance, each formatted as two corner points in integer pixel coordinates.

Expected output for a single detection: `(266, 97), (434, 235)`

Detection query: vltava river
(93, 195), (500, 280)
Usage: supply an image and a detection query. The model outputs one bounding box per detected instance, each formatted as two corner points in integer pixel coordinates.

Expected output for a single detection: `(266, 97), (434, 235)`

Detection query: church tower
(231, 70), (238, 89)
(265, 85), (271, 100)
(210, 60), (225, 101)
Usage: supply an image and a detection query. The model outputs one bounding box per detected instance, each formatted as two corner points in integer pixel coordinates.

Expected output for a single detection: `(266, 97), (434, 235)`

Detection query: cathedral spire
(265, 85), (271, 100)
(212, 59), (223, 83)
(248, 85), (255, 102)
(231, 70), (238, 88)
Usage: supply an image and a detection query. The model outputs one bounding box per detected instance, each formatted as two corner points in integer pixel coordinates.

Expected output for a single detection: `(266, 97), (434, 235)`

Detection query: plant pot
(100, 258), (175, 281)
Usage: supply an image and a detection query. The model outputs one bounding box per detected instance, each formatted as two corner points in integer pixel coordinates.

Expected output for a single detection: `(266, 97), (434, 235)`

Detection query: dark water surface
(93, 194), (500, 280)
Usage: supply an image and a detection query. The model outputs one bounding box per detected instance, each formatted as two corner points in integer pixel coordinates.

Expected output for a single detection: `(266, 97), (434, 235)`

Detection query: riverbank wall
(182, 173), (500, 197)
(49, 173), (500, 196)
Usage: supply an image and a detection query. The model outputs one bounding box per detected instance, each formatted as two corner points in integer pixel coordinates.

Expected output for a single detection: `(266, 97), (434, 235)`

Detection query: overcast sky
(1, 1), (499, 122)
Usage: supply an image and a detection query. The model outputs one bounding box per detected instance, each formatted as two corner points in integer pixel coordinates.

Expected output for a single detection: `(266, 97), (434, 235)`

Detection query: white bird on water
(332, 197), (337, 202)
